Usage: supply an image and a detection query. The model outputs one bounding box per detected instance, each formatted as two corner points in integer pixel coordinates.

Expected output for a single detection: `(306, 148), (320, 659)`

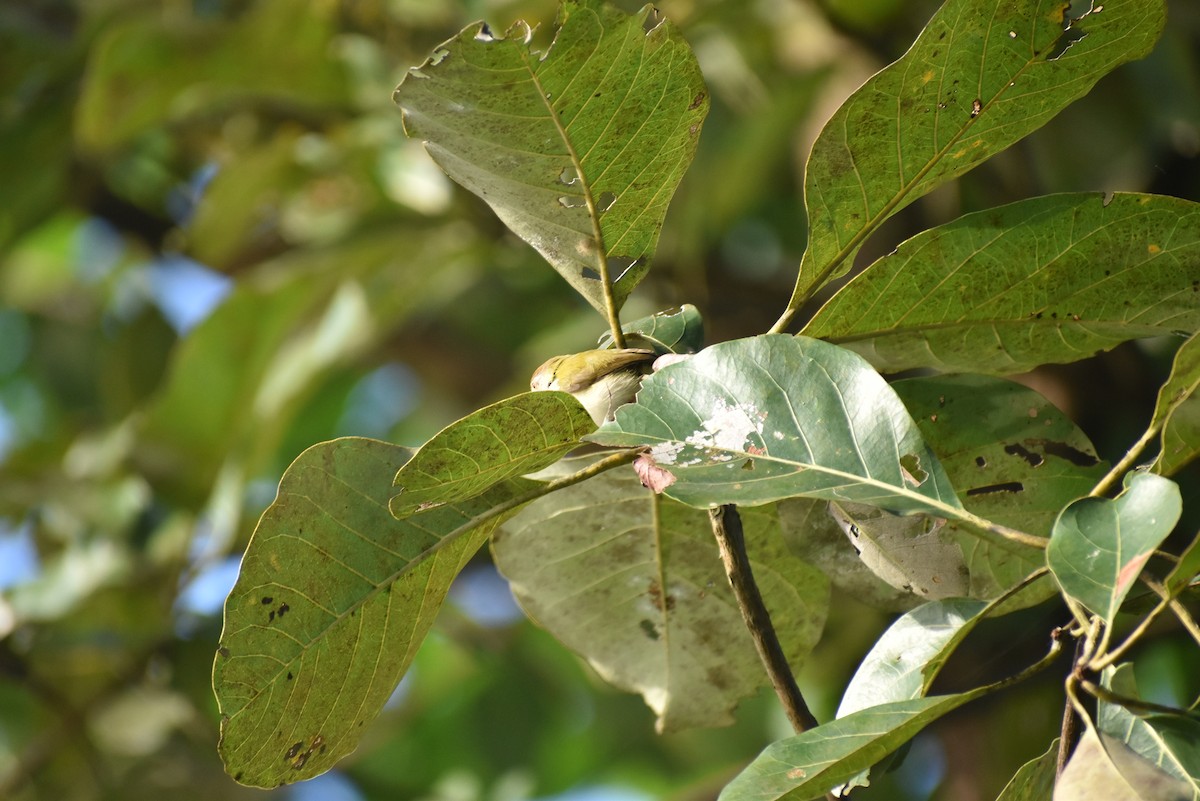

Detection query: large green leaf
(389, 391), (594, 519)
(893, 374), (1106, 599)
(494, 462), (828, 731)
(832, 598), (986, 794)
(803, 193), (1200, 374)
(1154, 332), (1200, 477)
(791, 0), (1165, 304)
(588, 335), (962, 516)
(837, 598), (987, 719)
(393, 0), (707, 314)
(718, 692), (987, 801)
(214, 438), (534, 787)
(1099, 664), (1200, 799)
(1047, 472), (1182, 625)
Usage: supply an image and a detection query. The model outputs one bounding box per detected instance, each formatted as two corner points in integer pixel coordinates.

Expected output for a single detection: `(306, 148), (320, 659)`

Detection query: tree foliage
(2, 1), (1199, 800)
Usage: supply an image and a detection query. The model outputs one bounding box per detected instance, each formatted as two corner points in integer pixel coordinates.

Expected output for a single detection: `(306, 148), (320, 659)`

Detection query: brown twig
(708, 504), (819, 733)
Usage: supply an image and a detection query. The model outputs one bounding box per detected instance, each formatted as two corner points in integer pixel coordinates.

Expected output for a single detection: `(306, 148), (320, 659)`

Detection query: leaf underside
(495, 462), (829, 731)
(805, 193), (1200, 375)
(795, 0), (1165, 302)
(590, 334), (961, 516)
(393, 0), (708, 314)
(214, 438), (531, 787)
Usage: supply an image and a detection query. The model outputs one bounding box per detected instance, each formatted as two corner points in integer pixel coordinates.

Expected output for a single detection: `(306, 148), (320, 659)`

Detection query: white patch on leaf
(685, 399), (764, 453)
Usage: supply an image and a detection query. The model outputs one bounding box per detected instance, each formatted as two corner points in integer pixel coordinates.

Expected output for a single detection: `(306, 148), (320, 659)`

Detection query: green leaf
(389, 391), (594, 519)
(1056, 727), (1194, 801)
(393, 0), (707, 314)
(588, 335), (961, 515)
(598, 303), (706, 354)
(893, 374), (1106, 599)
(838, 598), (987, 718)
(1099, 664), (1200, 798)
(214, 438), (533, 787)
(1154, 332), (1200, 477)
(995, 740), (1059, 801)
(1047, 472), (1182, 625)
(832, 598), (986, 793)
(793, 0), (1165, 302)
(804, 193), (1200, 374)
(1166, 530), (1200, 599)
(494, 462), (828, 731)
(718, 692), (986, 801)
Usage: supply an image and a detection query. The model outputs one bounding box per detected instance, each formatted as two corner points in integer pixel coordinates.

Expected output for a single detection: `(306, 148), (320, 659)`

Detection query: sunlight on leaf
(394, 0), (707, 314)
(389, 391), (594, 519)
(792, 0), (1165, 304)
(589, 335), (961, 515)
(805, 194), (1200, 374)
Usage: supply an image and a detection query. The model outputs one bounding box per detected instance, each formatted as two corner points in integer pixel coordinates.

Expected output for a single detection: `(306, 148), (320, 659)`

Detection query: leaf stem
(708, 504), (819, 733)
(1088, 577), (1173, 672)
(1079, 679), (1191, 717)
(523, 57), (626, 348)
(949, 507), (1048, 550)
(1141, 574), (1200, 647)
(1090, 424), (1160, 497)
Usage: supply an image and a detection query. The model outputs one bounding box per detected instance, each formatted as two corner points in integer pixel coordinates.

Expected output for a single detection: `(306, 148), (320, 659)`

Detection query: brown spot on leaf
(688, 91), (706, 110)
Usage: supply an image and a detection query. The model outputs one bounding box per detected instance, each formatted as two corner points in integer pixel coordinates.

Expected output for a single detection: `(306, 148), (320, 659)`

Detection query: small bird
(530, 348), (657, 425)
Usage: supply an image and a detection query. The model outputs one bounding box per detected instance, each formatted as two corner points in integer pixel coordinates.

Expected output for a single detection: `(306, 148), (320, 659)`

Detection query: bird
(530, 347), (657, 425)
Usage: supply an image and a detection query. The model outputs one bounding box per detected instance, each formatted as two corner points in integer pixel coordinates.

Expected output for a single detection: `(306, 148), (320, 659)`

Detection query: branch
(708, 504), (819, 733)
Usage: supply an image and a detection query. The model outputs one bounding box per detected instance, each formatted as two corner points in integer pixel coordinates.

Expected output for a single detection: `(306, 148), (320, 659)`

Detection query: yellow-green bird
(530, 348), (656, 425)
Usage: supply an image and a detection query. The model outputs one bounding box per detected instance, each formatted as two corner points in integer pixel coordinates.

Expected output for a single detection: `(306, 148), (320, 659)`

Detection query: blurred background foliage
(0, 0), (1197, 799)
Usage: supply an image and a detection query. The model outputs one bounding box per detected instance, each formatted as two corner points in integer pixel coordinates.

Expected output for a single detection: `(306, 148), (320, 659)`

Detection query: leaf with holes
(213, 438), (535, 787)
(393, 0), (707, 314)
(893, 374), (1106, 600)
(791, 0), (1165, 305)
(389, 391), (594, 519)
(494, 461), (828, 731)
(588, 334), (962, 517)
(1154, 332), (1200, 477)
(1047, 471), (1181, 625)
(804, 193), (1200, 374)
